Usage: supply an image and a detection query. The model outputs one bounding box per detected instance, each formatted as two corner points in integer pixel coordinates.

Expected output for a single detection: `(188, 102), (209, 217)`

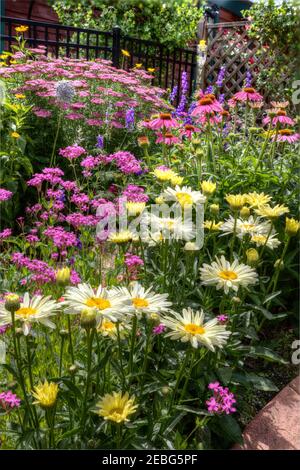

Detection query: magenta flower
(124, 253), (144, 268)
(149, 113), (179, 129)
(155, 133), (180, 145)
(206, 383), (236, 415)
(180, 124), (201, 139)
(152, 323), (166, 335)
(217, 314), (228, 324)
(0, 188), (13, 202)
(0, 391), (21, 410)
(0, 228), (12, 240)
(233, 87), (263, 103)
(59, 144), (86, 160)
(191, 94), (223, 116)
(272, 129), (300, 143)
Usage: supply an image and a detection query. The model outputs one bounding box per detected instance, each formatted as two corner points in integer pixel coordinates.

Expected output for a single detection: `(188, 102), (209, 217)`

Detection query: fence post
(112, 25), (121, 68)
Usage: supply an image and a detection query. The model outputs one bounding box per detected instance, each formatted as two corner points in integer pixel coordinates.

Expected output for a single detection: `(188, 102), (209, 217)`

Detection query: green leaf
(174, 405), (210, 416)
(249, 346), (288, 364)
(216, 415), (243, 445)
(263, 290), (282, 305)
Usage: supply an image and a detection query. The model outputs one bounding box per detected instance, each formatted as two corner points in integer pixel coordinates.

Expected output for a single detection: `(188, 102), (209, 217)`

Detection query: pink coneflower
(191, 94), (223, 116)
(149, 113), (179, 129)
(249, 101), (264, 109)
(271, 101), (289, 109)
(196, 113), (222, 126)
(272, 129), (300, 143)
(156, 132), (180, 145)
(180, 124), (201, 139)
(233, 87), (263, 103)
(33, 108), (52, 118)
(139, 119), (152, 129)
(263, 110), (295, 127)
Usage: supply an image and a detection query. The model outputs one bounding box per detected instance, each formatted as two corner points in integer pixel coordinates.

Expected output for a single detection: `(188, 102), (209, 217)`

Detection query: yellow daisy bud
(240, 206), (251, 219)
(210, 204), (219, 215)
(201, 180), (216, 196)
(80, 308), (97, 330)
(246, 248), (259, 266)
(170, 175), (184, 186)
(5, 294), (21, 313)
(285, 217), (300, 236)
(56, 267), (71, 286)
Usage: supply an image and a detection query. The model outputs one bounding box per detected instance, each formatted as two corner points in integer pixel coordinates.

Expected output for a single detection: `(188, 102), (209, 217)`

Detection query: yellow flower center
(15, 307), (37, 317)
(176, 192), (193, 206)
(279, 129), (293, 136)
(132, 297), (149, 308)
(85, 297), (111, 310)
(102, 321), (115, 331)
(219, 270), (238, 281)
(184, 323), (205, 335)
(242, 223), (256, 231)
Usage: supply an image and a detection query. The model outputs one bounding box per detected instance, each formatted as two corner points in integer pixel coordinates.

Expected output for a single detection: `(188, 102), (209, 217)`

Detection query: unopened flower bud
(246, 248), (259, 266)
(56, 267), (71, 287)
(69, 364), (78, 375)
(59, 329), (69, 338)
(184, 242), (200, 251)
(210, 204), (219, 215)
(240, 206), (250, 219)
(285, 218), (300, 237)
(232, 296), (241, 304)
(137, 136), (150, 147)
(274, 259), (284, 270)
(80, 308), (97, 330)
(162, 386), (171, 395)
(5, 294), (20, 313)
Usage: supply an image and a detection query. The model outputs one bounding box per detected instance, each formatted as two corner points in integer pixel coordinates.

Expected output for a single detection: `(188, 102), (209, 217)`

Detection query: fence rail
(0, 16), (198, 101)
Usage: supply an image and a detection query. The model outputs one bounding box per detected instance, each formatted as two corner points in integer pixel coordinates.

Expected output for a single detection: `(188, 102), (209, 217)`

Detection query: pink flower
(152, 323), (166, 335)
(233, 87), (263, 103)
(122, 184), (149, 202)
(263, 110), (295, 127)
(272, 129), (300, 143)
(191, 94), (223, 116)
(124, 253), (144, 268)
(180, 124), (201, 139)
(0, 228), (12, 240)
(0, 391), (21, 410)
(149, 113), (179, 129)
(59, 145), (86, 160)
(206, 383), (236, 415)
(217, 314), (228, 324)
(0, 188), (13, 202)
(155, 133), (180, 145)
(33, 108), (52, 118)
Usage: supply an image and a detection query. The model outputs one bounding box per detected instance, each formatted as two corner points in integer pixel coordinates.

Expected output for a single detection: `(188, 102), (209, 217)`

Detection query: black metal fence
(0, 16), (198, 100)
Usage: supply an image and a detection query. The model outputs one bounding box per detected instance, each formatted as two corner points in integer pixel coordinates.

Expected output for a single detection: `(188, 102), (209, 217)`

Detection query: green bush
(49, 0), (204, 49)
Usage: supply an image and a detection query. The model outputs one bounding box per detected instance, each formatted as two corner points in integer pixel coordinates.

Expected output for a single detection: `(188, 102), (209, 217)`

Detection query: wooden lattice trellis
(201, 21), (290, 100)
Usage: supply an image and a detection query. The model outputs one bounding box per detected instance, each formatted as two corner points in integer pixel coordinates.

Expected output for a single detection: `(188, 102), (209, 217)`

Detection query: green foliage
(49, 0), (204, 49)
(242, 0), (299, 98)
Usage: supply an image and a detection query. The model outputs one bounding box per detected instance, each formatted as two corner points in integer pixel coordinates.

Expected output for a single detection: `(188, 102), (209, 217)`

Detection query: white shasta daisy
(199, 255), (258, 294)
(147, 213), (195, 241)
(114, 282), (172, 318)
(250, 233), (281, 249)
(63, 283), (133, 322)
(220, 215), (271, 238)
(162, 185), (206, 207)
(162, 307), (230, 351)
(0, 293), (59, 336)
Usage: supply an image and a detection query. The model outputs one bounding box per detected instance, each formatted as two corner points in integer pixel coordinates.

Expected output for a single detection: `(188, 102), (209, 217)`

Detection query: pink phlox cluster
(206, 382), (236, 415)
(122, 184), (149, 202)
(59, 144), (86, 160)
(0, 391), (21, 409)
